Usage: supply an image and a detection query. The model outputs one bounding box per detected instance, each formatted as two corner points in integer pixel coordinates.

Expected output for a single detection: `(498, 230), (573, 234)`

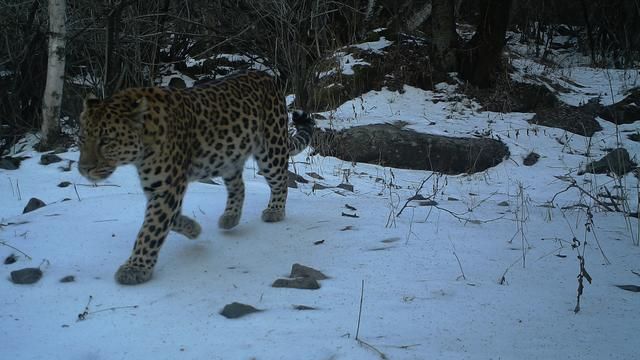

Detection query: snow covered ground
(2, 63), (640, 359)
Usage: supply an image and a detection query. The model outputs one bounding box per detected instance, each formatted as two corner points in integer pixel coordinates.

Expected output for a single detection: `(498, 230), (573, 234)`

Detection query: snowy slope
(2, 69), (640, 359)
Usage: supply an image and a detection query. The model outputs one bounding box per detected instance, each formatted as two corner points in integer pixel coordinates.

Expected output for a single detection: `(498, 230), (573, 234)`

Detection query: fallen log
(313, 124), (510, 174)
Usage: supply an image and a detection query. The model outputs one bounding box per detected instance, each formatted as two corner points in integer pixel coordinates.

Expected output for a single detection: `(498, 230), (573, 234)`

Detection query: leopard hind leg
(218, 170), (245, 229)
(254, 151), (288, 223)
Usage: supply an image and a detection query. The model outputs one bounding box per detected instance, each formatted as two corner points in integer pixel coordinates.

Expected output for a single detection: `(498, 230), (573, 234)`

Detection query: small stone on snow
(272, 277), (320, 290)
(219, 302), (262, 319)
(40, 153), (63, 165)
(23, 198), (46, 213)
(10, 268), (43, 284)
(4, 254), (17, 265)
(60, 275), (75, 283)
(290, 263), (328, 280)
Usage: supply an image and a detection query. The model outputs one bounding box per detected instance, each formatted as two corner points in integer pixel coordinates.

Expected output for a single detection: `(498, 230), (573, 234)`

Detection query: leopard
(77, 70), (314, 285)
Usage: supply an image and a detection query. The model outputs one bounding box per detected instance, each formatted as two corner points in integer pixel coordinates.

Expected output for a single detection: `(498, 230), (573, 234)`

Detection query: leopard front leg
(143, 186), (200, 239)
(116, 190), (183, 285)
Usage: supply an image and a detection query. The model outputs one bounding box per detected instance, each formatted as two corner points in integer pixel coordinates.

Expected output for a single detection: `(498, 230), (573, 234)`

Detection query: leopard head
(78, 95), (148, 182)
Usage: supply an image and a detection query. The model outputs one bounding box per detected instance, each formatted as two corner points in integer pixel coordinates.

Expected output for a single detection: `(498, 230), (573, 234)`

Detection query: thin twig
(77, 295), (93, 321)
(75, 183), (121, 187)
(354, 279), (387, 359)
(585, 207), (611, 265)
(453, 250), (466, 281)
(77, 295), (138, 321)
(87, 305), (139, 315)
(510, 183), (530, 267)
(498, 256), (523, 285)
(397, 175), (433, 217)
(0, 241), (32, 260)
(573, 238), (592, 314)
(355, 279), (364, 340)
(405, 208), (419, 244)
(356, 338), (388, 360)
(552, 176), (615, 212)
(602, 186), (621, 212)
(73, 183), (81, 202)
(8, 177), (15, 197)
(432, 204), (506, 224)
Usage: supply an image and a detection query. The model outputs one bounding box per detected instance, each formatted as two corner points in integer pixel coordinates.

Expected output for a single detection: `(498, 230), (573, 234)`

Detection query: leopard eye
(99, 137), (117, 146)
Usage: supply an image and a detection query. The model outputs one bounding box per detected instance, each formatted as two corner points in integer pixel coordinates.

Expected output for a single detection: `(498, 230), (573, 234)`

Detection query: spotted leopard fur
(78, 70), (314, 285)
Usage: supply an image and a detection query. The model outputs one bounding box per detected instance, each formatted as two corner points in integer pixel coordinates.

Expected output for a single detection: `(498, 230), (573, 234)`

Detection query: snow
(319, 51), (372, 78)
(351, 36), (393, 55)
(505, 30), (640, 107)
(510, 58), (640, 106)
(319, 36), (393, 78)
(2, 52), (640, 360)
(184, 54), (272, 73)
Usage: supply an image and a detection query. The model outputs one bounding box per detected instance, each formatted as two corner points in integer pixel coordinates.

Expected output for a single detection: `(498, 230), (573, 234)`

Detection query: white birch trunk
(41, 0), (66, 148)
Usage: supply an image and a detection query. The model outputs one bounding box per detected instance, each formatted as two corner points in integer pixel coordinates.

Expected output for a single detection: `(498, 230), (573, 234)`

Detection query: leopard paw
(218, 213), (240, 229)
(261, 208), (285, 223)
(115, 264), (153, 285)
(173, 215), (202, 239)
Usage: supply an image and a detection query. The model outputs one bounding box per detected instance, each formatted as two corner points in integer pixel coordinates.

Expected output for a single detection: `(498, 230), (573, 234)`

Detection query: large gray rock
(598, 88), (640, 124)
(0, 156), (25, 170)
(314, 124), (509, 174)
(530, 103), (602, 137)
(579, 148), (637, 176)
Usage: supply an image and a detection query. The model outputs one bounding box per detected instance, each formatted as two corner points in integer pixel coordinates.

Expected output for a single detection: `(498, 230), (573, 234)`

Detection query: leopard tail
(288, 110), (315, 156)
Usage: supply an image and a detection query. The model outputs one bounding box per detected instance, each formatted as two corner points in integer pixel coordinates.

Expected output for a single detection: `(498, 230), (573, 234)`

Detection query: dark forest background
(1, 0), (639, 152)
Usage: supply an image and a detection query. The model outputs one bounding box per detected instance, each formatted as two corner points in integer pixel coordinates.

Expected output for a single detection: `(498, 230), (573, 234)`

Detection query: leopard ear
(81, 94), (100, 126)
(83, 94), (100, 109)
(130, 97), (149, 128)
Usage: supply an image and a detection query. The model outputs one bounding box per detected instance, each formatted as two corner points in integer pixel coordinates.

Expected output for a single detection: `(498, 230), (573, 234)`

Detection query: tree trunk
(149, 0), (171, 86)
(431, 0), (457, 72)
(406, 1), (432, 32)
(40, 0), (66, 150)
(579, 0), (596, 65)
(104, 0), (135, 97)
(460, 0), (512, 88)
(12, 0), (45, 130)
(104, 2), (122, 97)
